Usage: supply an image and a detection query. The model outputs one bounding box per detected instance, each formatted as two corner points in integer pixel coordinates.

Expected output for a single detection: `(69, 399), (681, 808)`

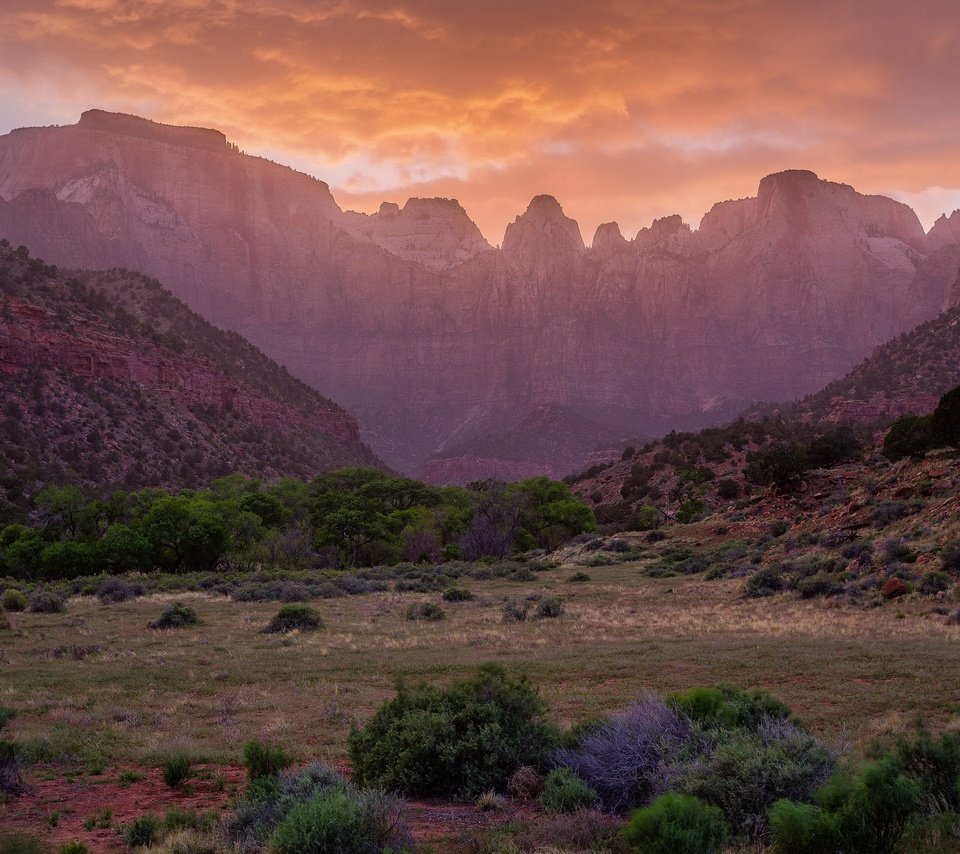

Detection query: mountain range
(1, 109), (959, 478)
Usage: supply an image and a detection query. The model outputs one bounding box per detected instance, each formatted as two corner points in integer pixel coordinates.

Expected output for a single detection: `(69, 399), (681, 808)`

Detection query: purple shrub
(555, 691), (695, 812)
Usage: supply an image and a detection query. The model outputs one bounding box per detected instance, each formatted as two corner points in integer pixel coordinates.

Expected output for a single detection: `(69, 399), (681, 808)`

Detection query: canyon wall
(1, 111), (958, 472)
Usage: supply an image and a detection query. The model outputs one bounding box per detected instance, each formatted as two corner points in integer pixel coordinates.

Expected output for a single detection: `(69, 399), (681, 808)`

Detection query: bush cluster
(225, 761), (413, 853)
(348, 665), (556, 799)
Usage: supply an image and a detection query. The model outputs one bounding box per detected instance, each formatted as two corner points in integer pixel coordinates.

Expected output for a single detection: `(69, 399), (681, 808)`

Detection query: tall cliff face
(1, 112), (958, 474)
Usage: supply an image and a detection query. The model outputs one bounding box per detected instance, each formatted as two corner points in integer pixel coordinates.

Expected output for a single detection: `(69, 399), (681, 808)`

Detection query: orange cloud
(1, 0), (958, 240)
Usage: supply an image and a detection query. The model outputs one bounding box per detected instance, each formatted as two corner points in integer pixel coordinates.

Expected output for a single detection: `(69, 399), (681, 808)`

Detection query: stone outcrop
(1, 113), (959, 474)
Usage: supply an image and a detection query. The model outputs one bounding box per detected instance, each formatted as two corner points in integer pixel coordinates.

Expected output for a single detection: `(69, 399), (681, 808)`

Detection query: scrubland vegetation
(3, 387), (960, 850)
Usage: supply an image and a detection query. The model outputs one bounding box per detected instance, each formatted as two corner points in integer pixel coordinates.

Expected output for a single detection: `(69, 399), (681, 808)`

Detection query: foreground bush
(271, 786), (410, 854)
(770, 757), (921, 854)
(150, 602), (199, 630)
(405, 602), (445, 621)
(28, 587), (65, 613)
(349, 664), (556, 799)
(225, 762), (412, 853)
(0, 834), (46, 854)
(96, 578), (138, 604)
(666, 684), (792, 731)
(675, 716), (837, 837)
(623, 793), (728, 854)
(538, 767), (597, 813)
(162, 753), (192, 788)
(263, 604), (323, 633)
(243, 740), (293, 782)
(1, 589), (26, 612)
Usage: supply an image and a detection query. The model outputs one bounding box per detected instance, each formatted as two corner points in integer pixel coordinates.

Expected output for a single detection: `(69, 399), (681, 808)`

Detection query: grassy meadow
(3, 556), (958, 774)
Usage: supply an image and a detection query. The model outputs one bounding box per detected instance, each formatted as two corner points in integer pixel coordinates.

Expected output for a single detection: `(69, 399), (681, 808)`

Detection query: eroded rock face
(341, 198), (492, 271)
(929, 210), (960, 252)
(1, 113), (959, 473)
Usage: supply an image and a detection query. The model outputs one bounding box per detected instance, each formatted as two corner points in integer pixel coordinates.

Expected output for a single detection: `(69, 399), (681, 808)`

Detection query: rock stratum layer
(1, 110), (958, 475)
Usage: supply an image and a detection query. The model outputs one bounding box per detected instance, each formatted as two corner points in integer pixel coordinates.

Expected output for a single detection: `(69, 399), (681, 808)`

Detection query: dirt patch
(0, 764), (244, 852)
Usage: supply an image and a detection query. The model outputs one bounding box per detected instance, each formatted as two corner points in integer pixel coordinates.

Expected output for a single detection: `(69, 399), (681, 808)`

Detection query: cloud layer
(2, 0), (959, 241)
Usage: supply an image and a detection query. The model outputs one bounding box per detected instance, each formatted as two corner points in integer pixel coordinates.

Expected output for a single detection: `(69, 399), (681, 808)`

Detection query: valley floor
(2, 564), (959, 850)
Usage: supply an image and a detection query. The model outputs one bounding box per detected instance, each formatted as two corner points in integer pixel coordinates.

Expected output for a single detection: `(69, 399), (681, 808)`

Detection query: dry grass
(2, 565), (959, 769)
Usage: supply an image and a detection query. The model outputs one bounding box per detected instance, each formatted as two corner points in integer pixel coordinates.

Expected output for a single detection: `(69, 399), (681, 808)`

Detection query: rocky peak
(697, 197), (757, 250)
(591, 222), (630, 258)
(501, 195), (585, 272)
(340, 196), (490, 271)
(755, 169), (927, 250)
(929, 210), (960, 251)
(78, 108), (228, 151)
(635, 214), (700, 255)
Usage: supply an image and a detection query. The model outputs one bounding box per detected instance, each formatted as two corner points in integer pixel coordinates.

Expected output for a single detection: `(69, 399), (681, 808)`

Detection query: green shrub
(769, 520), (791, 537)
(716, 478), (740, 500)
(667, 684), (791, 731)
(675, 499), (708, 524)
(162, 753), (192, 788)
(269, 785), (411, 854)
(243, 740), (293, 782)
(502, 599), (529, 621)
(768, 799), (836, 854)
(532, 596), (565, 620)
(941, 540), (960, 573)
(264, 604), (322, 633)
(892, 727), (960, 812)
(27, 587), (65, 613)
(675, 721), (836, 837)
(743, 566), (785, 598)
(567, 571), (591, 582)
(771, 758), (922, 854)
(349, 664), (557, 799)
(405, 602), (446, 621)
(883, 415), (933, 460)
(56, 843), (89, 854)
(538, 767), (597, 813)
(442, 586), (475, 602)
(0, 834), (46, 854)
(623, 793), (728, 854)
(149, 602), (199, 630)
(930, 384), (960, 446)
(124, 814), (162, 847)
(1, 589), (26, 612)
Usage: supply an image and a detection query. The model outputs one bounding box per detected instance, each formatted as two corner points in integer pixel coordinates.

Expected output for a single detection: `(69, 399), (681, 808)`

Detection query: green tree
(141, 496), (228, 572)
(883, 415), (933, 461)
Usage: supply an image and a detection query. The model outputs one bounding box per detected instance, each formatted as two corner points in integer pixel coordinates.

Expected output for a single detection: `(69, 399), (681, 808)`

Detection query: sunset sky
(1, 0), (959, 243)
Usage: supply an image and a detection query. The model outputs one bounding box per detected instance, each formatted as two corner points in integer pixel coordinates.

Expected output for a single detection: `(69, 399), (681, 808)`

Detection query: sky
(1, 0), (959, 245)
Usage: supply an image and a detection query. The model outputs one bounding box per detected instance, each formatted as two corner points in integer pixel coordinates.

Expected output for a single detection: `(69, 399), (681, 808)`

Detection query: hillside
(0, 242), (379, 518)
(3, 111), (960, 472)
(418, 404), (631, 484)
(765, 303), (960, 425)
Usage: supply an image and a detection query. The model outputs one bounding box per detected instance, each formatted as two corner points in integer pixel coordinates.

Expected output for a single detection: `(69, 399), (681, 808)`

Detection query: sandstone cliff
(1, 112), (959, 475)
